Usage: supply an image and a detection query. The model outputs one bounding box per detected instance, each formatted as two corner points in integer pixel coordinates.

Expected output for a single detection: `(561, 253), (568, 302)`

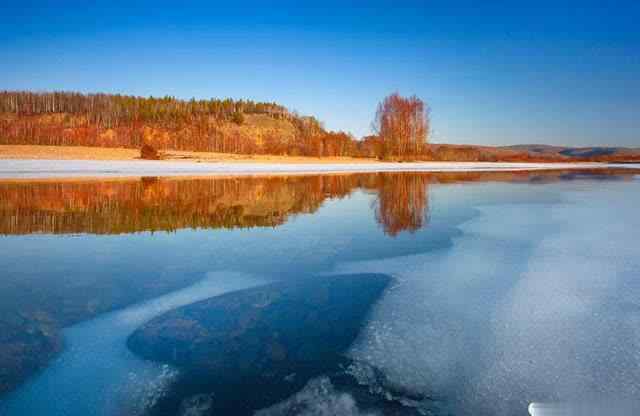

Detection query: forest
(0, 91), (362, 157)
(2, 91), (639, 162)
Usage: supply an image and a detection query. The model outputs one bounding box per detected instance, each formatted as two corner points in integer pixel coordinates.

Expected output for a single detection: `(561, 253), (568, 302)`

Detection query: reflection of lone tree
(373, 93), (429, 160)
(374, 173), (430, 236)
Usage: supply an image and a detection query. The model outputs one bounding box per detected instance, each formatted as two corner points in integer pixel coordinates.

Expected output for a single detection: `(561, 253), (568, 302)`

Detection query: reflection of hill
(0, 175), (363, 235)
(0, 168), (637, 237)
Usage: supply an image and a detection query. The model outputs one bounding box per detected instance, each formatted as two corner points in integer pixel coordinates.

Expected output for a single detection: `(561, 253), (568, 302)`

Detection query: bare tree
(373, 93), (429, 160)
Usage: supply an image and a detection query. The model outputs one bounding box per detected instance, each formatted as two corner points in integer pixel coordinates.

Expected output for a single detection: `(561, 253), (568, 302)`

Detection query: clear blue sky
(1, 1), (639, 146)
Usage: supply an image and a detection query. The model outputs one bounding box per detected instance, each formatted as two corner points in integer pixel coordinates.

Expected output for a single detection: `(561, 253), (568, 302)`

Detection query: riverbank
(4, 144), (640, 165)
(0, 145), (374, 163)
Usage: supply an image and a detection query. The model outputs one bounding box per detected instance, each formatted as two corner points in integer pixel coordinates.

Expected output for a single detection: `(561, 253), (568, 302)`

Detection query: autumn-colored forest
(0, 91), (362, 157)
(2, 91), (640, 162)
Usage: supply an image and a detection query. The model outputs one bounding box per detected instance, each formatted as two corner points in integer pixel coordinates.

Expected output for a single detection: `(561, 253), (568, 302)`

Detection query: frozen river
(0, 158), (635, 179)
(1, 170), (639, 415)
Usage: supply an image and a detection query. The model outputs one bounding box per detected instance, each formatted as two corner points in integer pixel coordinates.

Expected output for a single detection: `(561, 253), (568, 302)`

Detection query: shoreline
(0, 158), (633, 180)
(1, 146), (638, 180)
(0, 145), (375, 164)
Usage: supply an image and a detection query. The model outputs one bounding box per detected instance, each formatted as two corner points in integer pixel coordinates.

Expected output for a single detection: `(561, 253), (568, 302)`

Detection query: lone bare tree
(373, 93), (429, 160)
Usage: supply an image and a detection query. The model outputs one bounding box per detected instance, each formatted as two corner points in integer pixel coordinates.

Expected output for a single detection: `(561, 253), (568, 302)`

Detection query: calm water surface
(1, 171), (639, 415)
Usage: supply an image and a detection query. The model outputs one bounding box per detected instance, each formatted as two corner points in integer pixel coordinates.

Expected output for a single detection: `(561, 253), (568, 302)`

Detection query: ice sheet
(335, 180), (640, 415)
(0, 159), (634, 179)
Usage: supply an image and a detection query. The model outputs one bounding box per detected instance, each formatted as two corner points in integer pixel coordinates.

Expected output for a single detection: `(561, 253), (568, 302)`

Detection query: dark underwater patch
(127, 273), (393, 415)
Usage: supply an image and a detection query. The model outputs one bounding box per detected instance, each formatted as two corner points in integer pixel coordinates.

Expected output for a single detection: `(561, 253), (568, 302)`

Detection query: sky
(1, 1), (639, 147)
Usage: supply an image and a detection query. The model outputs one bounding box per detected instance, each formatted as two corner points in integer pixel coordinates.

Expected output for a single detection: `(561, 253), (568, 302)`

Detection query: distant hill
(423, 143), (640, 163)
(504, 144), (640, 162)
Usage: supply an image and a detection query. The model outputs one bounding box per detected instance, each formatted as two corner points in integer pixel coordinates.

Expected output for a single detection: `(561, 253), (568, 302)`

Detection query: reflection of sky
(1, 1), (639, 146)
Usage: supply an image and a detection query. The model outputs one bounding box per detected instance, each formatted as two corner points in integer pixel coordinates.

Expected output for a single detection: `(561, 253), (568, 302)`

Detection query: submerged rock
(127, 273), (391, 415)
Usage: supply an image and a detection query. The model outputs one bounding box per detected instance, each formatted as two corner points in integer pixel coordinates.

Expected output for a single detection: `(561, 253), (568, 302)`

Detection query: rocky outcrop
(127, 273), (391, 415)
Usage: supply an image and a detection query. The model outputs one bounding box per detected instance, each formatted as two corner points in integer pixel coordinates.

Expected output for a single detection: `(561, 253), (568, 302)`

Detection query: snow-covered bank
(0, 159), (637, 179)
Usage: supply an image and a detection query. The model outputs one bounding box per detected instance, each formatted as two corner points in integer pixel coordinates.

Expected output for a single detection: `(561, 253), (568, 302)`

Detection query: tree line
(0, 91), (289, 125)
(0, 91), (364, 157)
(0, 90), (434, 159)
(4, 90), (634, 162)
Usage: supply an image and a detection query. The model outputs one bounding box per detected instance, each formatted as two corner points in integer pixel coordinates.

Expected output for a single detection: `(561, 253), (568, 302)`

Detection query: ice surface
(335, 180), (640, 415)
(0, 271), (265, 416)
(2, 174), (639, 416)
(255, 377), (378, 416)
(0, 159), (635, 179)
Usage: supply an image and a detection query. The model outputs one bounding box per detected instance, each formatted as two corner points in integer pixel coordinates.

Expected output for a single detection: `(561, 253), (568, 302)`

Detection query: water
(0, 272), (264, 416)
(0, 171), (639, 415)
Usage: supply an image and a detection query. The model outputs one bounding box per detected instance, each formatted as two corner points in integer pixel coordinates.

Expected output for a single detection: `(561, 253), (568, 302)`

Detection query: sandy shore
(0, 145), (374, 164)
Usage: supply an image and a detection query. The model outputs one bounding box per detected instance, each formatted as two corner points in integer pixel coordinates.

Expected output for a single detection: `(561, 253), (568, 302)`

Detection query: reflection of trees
(0, 173), (434, 237)
(368, 168), (639, 236)
(0, 176), (362, 235)
(0, 168), (636, 237)
(373, 173), (430, 236)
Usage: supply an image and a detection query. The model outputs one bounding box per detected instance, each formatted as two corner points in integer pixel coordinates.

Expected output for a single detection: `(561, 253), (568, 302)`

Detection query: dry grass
(0, 145), (376, 164)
